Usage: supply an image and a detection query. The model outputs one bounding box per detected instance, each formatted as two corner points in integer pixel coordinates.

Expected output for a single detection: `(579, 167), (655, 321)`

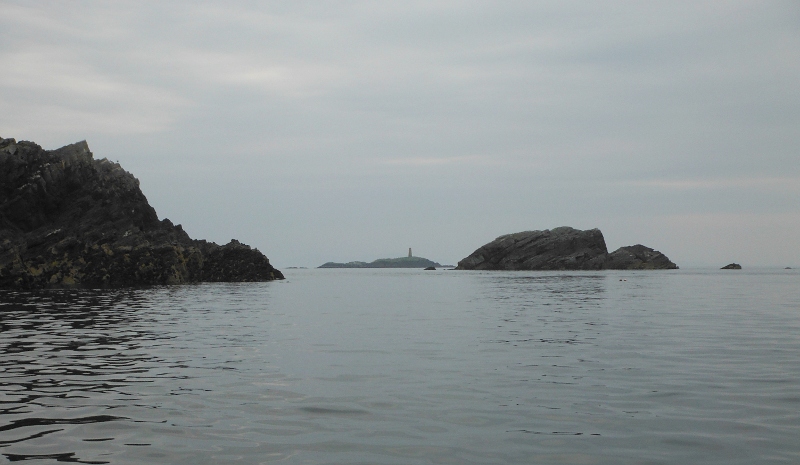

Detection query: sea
(1, 268), (798, 464)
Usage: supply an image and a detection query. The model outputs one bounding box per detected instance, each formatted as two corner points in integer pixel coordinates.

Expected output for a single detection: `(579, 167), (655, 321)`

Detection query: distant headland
(320, 249), (446, 269)
(455, 227), (678, 270)
(0, 137), (283, 288)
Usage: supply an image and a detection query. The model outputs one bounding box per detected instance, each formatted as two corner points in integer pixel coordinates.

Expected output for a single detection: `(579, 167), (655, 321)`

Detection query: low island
(0, 137), (283, 288)
(721, 263), (742, 270)
(320, 250), (444, 269)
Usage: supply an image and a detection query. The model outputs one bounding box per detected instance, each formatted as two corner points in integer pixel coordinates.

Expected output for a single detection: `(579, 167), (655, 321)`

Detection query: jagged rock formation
(0, 137), (283, 288)
(721, 263), (742, 270)
(319, 256), (442, 269)
(455, 227), (678, 270)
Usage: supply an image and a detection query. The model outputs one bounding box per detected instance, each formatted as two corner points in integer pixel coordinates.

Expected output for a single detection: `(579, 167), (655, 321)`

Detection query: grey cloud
(1, 1), (798, 267)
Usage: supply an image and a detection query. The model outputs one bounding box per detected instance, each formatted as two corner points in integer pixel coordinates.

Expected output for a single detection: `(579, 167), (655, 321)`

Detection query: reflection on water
(2, 290), (156, 461)
(480, 274), (607, 347)
(0, 284), (283, 464)
(1, 270), (799, 464)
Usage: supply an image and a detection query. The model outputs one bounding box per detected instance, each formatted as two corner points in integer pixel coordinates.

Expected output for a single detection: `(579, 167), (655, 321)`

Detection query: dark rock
(0, 137), (283, 288)
(604, 244), (679, 270)
(424, 266), (436, 270)
(455, 227), (607, 270)
(455, 227), (678, 270)
(721, 263), (742, 270)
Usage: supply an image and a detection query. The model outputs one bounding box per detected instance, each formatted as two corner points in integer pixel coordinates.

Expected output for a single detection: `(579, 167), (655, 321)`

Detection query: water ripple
(1, 271), (799, 464)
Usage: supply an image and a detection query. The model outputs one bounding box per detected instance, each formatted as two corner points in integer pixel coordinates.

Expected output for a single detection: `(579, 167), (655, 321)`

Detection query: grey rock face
(455, 227), (609, 270)
(0, 137), (283, 288)
(455, 227), (678, 270)
(604, 244), (679, 270)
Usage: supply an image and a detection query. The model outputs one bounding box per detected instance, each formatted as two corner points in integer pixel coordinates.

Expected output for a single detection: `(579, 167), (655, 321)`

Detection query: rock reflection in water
(0, 289), (167, 463)
(1, 285), (279, 464)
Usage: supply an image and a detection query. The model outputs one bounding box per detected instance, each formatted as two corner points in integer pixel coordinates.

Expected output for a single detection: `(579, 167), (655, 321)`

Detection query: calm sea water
(1, 268), (799, 464)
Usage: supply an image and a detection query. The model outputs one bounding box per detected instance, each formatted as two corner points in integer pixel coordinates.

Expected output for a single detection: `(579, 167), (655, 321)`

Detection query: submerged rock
(721, 263), (742, 270)
(0, 137), (283, 288)
(455, 227), (678, 270)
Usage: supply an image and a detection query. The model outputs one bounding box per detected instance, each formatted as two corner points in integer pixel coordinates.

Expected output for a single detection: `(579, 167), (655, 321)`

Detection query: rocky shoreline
(0, 138), (283, 288)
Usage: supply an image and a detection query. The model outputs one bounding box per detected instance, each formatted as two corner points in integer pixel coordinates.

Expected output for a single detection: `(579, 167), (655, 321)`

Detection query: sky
(1, 1), (798, 268)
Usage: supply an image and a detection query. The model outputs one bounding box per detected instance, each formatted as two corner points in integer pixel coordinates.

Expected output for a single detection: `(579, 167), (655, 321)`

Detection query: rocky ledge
(0, 137), (283, 288)
(455, 227), (677, 270)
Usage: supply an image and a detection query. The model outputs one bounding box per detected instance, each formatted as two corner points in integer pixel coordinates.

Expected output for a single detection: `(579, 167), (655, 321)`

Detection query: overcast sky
(2, 1), (798, 268)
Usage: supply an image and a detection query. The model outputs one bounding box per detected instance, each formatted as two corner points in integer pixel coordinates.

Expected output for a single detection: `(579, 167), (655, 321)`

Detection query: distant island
(721, 263), (742, 270)
(320, 249), (444, 269)
(0, 137), (283, 288)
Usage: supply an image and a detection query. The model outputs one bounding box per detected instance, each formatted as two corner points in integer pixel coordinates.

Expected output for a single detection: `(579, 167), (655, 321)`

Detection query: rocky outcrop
(604, 244), (679, 270)
(455, 227), (678, 270)
(0, 137), (283, 288)
(455, 227), (607, 270)
(319, 256), (442, 269)
(721, 263), (742, 270)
